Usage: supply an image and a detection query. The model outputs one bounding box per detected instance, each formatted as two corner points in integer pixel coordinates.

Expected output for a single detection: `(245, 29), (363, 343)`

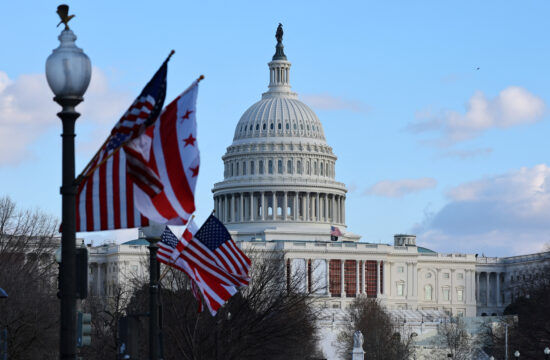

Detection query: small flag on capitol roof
(330, 225), (343, 241)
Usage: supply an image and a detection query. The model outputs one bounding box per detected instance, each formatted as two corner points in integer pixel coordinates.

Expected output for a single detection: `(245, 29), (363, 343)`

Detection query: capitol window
(287, 160), (292, 174)
(397, 266), (404, 273)
(425, 273), (432, 279)
(301, 124), (304, 130)
(443, 287), (450, 301)
(256, 124), (259, 130)
(306, 161), (310, 175)
(231, 163), (234, 176)
(270, 123), (274, 130)
(249, 125), (253, 131)
(236, 162), (239, 176)
(457, 273), (464, 280)
(424, 285), (432, 301)
(268, 160), (273, 174)
(293, 123), (297, 130)
(278, 123), (282, 130)
(320, 162), (324, 176)
(250, 161), (255, 175)
(278, 160), (283, 174)
(242, 161), (247, 175)
(397, 283), (404, 296)
(259, 160), (264, 174)
(286, 123), (289, 130)
(297, 160), (302, 174)
(314, 161), (318, 175)
(457, 289), (464, 302)
(263, 123), (266, 130)
(443, 272), (450, 279)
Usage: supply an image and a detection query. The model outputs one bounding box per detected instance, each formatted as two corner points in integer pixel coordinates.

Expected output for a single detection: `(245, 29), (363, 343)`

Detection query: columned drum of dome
(212, 25), (358, 242)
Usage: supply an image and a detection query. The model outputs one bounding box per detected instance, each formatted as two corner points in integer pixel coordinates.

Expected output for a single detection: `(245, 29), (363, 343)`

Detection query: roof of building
(121, 239), (149, 246)
(418, 246), (436, 254)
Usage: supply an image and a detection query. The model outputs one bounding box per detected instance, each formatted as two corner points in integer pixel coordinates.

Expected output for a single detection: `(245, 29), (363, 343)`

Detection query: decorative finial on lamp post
(56, 4), (75, 30)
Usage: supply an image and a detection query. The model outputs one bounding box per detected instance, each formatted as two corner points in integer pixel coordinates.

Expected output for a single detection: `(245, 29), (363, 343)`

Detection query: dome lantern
(265, 23), (293, 97)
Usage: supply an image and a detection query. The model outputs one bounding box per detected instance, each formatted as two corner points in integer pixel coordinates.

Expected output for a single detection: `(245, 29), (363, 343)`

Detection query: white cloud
(408, 86), (545, 144)
(301, 93), (369, 113)
(0, 68), (131, 166)
(442, 147), (493, 160)
(364, 177), (437, 198)
(414, 164), (550, 256)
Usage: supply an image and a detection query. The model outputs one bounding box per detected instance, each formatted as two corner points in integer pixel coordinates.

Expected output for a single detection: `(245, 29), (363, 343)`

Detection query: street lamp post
(45, 6), (91, 359)
(141, 223), (165, 360)
(544, 347), (550, 360)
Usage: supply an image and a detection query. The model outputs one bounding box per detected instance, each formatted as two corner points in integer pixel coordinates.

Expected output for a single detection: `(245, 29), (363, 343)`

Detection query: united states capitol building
(88, 26), (549, 326)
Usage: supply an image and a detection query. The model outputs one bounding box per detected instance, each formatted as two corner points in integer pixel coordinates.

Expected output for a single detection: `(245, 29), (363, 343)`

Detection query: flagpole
(74, 50), (177, 185)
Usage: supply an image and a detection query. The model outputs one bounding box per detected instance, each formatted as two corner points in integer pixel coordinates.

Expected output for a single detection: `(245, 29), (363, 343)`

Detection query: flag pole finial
(198, 75), (205, 82)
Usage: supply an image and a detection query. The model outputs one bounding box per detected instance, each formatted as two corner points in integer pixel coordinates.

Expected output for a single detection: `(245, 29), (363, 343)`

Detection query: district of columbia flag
(74, 55), (171, 232)
(127, 78), (201, 226)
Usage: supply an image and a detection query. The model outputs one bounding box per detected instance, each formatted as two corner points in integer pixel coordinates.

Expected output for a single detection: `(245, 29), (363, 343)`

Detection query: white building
(87, 26), (550, 321)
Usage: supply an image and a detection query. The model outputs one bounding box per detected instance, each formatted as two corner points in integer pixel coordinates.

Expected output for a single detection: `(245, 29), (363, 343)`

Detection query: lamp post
(544, 347), (550, 360)
(45, 6), (91, 359)
(141, 223), (165, 360)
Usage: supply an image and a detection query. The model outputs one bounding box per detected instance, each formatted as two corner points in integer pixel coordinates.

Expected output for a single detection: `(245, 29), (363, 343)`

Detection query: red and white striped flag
(127, 79), (201, 226)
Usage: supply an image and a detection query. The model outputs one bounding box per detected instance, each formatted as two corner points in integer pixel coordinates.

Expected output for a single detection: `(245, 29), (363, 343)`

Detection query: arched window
(259, 160), (264, 174)
(286, 123), (289, 130)
(320, 162), (324, 176)
(424, 285), (432, 301)
(287, 160), (292, 174)
(293, 123), (297, 130)
(270, 123), (274, 130)
(297, 160), (302, 174)
(314, 161), (318, 175)
(268, 160), (273, 174)
(250, 161), (255, 175)
(307, 125), (310, 130)
(301, 124), (304, 130)
(278, 159), (283, 174)
(236, 162), (239, 176)
(242, 161), (247, 175)
(306, 161), (310, 175)
(263, 123), (266, 130)
(256, 124), (259, 130)
(278, 123), (282, 130)
(230, 163), (234, 177)
(249, 125), (253, 131)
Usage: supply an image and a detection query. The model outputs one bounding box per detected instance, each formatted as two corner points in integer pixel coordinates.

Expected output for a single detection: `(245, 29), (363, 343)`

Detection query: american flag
(127, 79), (201, 226)
(157, 216), (250, 315)
(330, 226), (343, 237)
(75, 57), (169, 232)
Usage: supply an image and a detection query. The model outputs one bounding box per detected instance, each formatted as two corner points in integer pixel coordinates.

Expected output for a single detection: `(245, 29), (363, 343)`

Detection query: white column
(316, 193), (320, 221)
(331, 195), (336, 222)
(283, 192), (288, 221)
(341, 260), (345, 297)
(306, 193), (310, 221)
(272, 192), (276, 221)
(486, 272), (490, 306)
(412, 263), (417, 298)
(239, 193), (244, 222)
(376, 260), (381, 298)
(450, 269), (455, 305)
(224, 195), (229, 223)
(294, 193), (299, 221)
(324, 194), (328, 222)
(250, 193), (254, 221)
(230, 194), (235, 223)
(476, 272), (480, 302)
(261, 192), (265, 221)
(496, 272), (501, 307)
(326, 259), (331, 296)
(355, 260), (360, 296)
(361, 260), (366, 294)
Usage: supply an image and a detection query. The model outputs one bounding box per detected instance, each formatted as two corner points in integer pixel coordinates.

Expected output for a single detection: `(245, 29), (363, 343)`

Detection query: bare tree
(124, 250), (323, 360)
(338, 297), (412, 360)
(436, 317), (478, 360)
(0, 196), (60, 359)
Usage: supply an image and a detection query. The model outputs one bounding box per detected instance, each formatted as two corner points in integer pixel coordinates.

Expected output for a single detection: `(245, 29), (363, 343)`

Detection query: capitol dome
(212, 25), (354, 242)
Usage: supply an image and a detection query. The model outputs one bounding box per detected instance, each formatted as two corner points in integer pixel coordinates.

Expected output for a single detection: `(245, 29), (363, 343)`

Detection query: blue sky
(1, 1), (550, 256)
